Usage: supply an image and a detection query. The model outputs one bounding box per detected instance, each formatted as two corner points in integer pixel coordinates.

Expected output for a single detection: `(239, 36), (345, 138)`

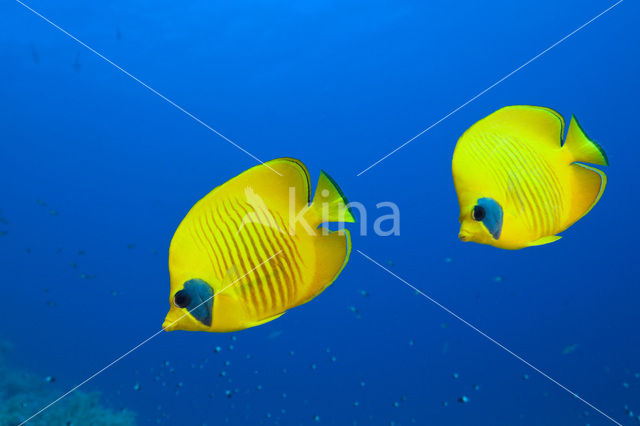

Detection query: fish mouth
(458, 231), (471, 242)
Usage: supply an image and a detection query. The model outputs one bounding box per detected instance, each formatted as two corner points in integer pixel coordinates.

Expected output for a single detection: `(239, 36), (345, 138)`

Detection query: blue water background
(1, 0), (639, 424)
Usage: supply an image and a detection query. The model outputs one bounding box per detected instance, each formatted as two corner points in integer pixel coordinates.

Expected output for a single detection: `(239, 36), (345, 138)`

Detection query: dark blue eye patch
(174, 279), (214, 326)
(476, 197), (503, 240)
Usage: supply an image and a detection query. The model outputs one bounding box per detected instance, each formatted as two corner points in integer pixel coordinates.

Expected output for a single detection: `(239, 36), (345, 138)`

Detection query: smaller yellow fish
(452, 105), (608, 249)
(163, 158), (355, 332)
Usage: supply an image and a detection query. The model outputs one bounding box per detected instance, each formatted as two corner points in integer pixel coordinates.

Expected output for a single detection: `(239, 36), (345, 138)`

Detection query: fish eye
(472, 205), (486, 221)
(174, 290), (191, 308)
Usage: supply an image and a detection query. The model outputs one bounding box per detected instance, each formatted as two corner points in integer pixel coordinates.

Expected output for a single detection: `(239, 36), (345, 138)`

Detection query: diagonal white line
(356, 0), (624, 177)
(356, 249), (622, 426)
(18, 251), (282, 426)
(14, 0), (282, 176)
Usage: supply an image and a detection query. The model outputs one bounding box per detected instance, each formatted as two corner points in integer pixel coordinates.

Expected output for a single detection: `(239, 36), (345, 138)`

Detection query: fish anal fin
(566, 163), (607, 227)
(528, 235), (562, 247)
(299, 229), (351, 305)
(564, 116), (609, 166)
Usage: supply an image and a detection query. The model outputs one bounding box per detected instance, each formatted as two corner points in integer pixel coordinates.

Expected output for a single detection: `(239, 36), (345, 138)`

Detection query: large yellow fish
(452, 105), (608, 249)
(163, 158), (355, 332)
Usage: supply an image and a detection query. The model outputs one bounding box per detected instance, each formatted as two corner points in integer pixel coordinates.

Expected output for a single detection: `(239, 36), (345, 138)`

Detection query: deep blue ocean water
(1, 1), (639, 425)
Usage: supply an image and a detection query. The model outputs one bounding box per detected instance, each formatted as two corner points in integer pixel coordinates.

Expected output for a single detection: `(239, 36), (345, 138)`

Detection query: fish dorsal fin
(475, 105), (565, 149)
(215, 158), (311, 213)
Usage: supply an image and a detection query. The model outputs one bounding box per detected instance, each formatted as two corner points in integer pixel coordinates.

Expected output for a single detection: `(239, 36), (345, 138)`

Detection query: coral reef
(0, 340), (135, 426)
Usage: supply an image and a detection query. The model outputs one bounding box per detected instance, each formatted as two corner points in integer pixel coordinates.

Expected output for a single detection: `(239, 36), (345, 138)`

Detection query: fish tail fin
(299, 229), (352, 305)
(308, 170), (356, 226)
(564, 115), (609, 166)
(566, 163), (607, 226)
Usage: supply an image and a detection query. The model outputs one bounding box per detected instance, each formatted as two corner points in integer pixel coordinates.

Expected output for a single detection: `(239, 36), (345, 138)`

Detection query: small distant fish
(48, 210), (59, 216)
(163, 158), (355, 332)
(0, 218), (8, 225)
(127, 243), (136, 249)
(562, 343), (579, 355)
(0, 231), (7, 237)
(30, 43), (40, 64)
(73, 52), (81, 71)
(36, 199), (46, 207)
(453, 106), (608, 249)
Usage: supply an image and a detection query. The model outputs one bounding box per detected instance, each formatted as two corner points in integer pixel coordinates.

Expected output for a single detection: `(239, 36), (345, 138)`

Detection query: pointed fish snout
(458, 230), (470, 242)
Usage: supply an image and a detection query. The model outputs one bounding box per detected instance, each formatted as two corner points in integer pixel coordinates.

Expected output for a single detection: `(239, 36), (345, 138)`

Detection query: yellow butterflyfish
(163, 158), (355, 332)
(452, 105), (608, 250)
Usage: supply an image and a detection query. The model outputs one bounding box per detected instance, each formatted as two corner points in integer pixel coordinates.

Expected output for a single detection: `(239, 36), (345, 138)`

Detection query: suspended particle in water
(127, 243), (136, 249)
(70, 261), (78, 269)
(288, 350), (295, 357)
(360, 381), (366, 387)
(442, 401), (448, 407)
(623, 382), (630, 389)
(231, 335), (237, 341)
(522, 374), (529, 380)
(78, 250), (85, 255)
(330, 356), (337, 363)
(224, 360), (231, 366)
(310, 363), (317, 370)
(353, 401), (359, 408)
(45, 376), (55, 383)
(313, 415), (320, 422)
(452, 373), (459, 379)
(219, 371), (227, 377)
(392, 401), (399, 408)
(225, 390), (232, 398)
(228, 344), (234, 351)
(408, 340), (414, 346)
(281, 393), (287, 399)
(444, 257), (452, 263)
(36, 199), (46, 207)
(49, 210), (59, 216)
(359, 289), (370, 297)
(458, 395), (469, 404)
(256, 385), (263, 391)
(164, 360), (170, 367)
(133, 383), (141, 391)
(214, 346), (222, 353)
(473, 384), (480, 391)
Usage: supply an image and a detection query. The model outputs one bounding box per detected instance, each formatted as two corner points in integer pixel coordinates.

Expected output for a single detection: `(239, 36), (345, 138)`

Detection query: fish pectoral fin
(217, 266), (241, 296)
(248, 312), (285, 328)
(528, 235), (562, 247)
